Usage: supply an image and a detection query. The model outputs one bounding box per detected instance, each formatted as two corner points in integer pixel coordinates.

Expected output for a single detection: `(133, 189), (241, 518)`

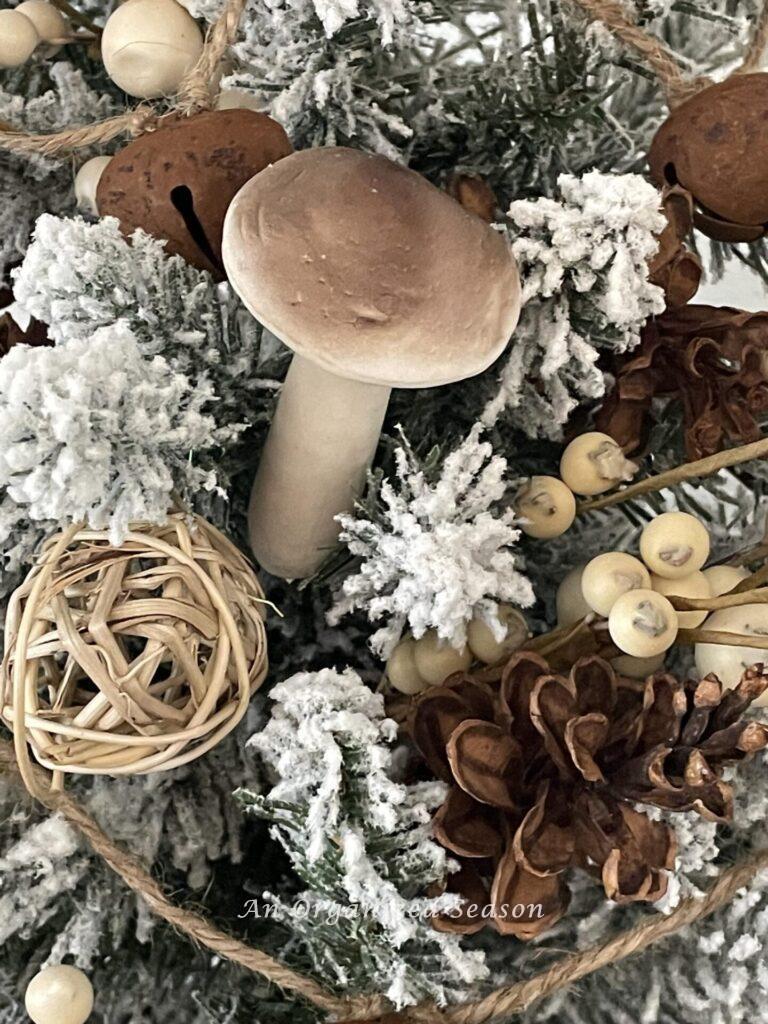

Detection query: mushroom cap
(222, 147), (521, 387)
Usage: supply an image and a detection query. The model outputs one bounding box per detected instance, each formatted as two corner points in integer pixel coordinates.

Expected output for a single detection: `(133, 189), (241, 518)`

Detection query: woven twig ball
(1, 513), (268, 782)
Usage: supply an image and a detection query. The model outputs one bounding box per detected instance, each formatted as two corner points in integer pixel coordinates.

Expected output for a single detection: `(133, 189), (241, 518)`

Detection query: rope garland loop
(0, 0), (247, 156)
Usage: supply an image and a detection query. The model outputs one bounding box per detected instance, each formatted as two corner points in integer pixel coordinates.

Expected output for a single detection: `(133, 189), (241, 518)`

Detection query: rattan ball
(1, 513), (268, 784)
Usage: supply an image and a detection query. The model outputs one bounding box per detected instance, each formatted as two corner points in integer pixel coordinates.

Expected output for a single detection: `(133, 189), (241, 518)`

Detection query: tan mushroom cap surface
(222, 147), (521, 388)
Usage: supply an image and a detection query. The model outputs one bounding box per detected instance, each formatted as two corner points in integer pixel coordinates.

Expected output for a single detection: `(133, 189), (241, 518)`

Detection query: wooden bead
(467, 605), (529, 664)
(560, 432), (637, 496)
(25, 965), (94, 1024)
(695, 604), (768, 701)
(386, 638), (428, 695)
(413, 630), (472, 686)
(556, 564), (591, 627)
(640, 511), (710, 579)
(703, 564), (749, 597)
(16, 1), (68, 55)
(608, 589), (678, 658)
(0, 10), (40, 68)
(101, 0), (204, 99)
(581, 552), (650, 618)
(611, 651), (666, 679)
(651, 570), (711, 629)
(514, 475), (576, 539)
(74, 156), (112, 217)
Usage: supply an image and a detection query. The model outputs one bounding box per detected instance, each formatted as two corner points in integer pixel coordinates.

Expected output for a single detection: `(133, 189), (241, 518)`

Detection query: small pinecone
(409, 652), (768, 938)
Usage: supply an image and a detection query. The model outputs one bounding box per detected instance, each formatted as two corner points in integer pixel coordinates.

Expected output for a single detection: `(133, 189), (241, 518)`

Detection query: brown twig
(669, 586), (768, 612)
(677, 627), (768, 649)
(48, 0), (102, 36)
(576, 438), (768, 516)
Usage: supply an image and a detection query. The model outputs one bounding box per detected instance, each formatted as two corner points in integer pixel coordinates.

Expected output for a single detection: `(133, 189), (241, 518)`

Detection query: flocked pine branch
(11, 214), (284, 430)
(0, 324), (238, 596)
(240, 667), (488, 1008)
(0, 62), (117, 279)
(483, 170), (666, 437)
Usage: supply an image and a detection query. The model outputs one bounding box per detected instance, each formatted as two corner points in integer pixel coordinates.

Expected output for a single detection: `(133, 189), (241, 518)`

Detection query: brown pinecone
(647, 185), (701, 308)
(409, 652), (768, 939)
(595, 304), (768, 461)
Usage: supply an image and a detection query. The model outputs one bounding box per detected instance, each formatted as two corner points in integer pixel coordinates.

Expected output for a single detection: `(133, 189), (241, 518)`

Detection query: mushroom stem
(248, 354), (391, 579)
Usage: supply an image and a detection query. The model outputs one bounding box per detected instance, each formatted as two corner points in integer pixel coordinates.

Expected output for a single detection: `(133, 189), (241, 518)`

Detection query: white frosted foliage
(328, 424), (535, 656)
(0, 324), (235, 544)
(245, 666), (488, 1007)
(487, 171), (666, 437)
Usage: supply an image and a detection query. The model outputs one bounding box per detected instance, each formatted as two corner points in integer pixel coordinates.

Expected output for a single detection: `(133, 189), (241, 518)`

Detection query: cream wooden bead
(651, 570), (711, 629)
(74, 156), (112, 217)
(559, 432), (637, 496)
(608, 589), (678, 658)
(413, 630), (472, 686)
(101, 0), (204, 99)
(16, 1), (69, 55)
(467, 605), (529, 664)
(611, 651), (666, 679)
(640, 512), (710, 579)
(556, 564), (591, 626)
(695, 604), (768, 702)
(581, 552), (651, 617)
(386, 638), (428, 695)
(25, 965), (94, 1024)
(216, 88), (263, 112)
(0, 10), (40, 68)
(703, 564), (750, 597)
(513, 475), (576, 539)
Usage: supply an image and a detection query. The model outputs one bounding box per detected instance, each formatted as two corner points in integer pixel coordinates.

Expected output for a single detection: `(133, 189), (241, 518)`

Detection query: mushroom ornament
(222, 147), (521, 578)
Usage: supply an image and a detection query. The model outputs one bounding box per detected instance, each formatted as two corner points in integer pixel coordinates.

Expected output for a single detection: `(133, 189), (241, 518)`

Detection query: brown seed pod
(96, 109), (293, 278)
(446, 172), (498, 223)
(648, 73), (768, 243)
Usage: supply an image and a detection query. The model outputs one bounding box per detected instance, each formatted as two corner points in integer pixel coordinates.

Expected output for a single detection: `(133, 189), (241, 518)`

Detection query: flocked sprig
(241, 666), (488, 1008)
(484, 171), (667, 437)
(0, 324), (236, 597)
(328, 424), (534, 656)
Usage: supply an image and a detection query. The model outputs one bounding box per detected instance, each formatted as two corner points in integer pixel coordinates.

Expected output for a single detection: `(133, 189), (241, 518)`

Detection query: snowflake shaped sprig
(328, 424), (534, 657)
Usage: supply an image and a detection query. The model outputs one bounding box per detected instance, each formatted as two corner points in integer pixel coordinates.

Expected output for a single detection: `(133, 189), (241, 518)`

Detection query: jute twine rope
(568, 0), (768, 105)
(0, 0), (247, 157)
(48, 0), (101, 36)
(2, 437), (768, 1022)
(177, 0), (248, 115)
(568, 0), (708, 104)
(1, 734), (767, 1024)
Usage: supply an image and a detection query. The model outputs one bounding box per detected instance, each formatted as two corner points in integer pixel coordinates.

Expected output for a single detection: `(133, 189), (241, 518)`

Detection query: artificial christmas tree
(3, 1), (768, 1022)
